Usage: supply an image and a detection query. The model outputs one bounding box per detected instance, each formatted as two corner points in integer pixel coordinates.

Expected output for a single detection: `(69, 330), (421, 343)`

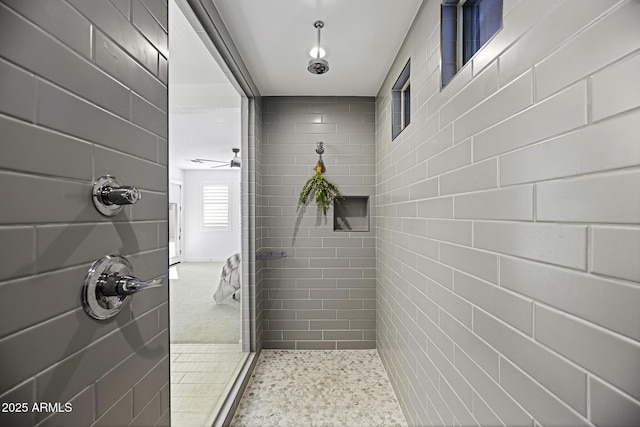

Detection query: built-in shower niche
(333, 196), (369, 232)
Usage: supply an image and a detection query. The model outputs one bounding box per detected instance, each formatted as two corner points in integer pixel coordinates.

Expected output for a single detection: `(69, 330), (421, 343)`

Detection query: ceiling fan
(190, 148), (241, 168)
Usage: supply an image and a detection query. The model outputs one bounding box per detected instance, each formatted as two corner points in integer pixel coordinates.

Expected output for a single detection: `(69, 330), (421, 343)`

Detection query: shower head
(308, 21), (329, 75)
(308, 57), (329, 74)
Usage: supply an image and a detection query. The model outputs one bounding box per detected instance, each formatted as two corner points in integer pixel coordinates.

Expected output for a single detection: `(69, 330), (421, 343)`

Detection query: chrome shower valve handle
(92, 175), (142, 216)
(99, 273), (164, 297)
(82, 254), (165, 320)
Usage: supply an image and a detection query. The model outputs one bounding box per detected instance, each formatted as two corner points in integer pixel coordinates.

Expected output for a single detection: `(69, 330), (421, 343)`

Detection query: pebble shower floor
(230, 350), (407, 427)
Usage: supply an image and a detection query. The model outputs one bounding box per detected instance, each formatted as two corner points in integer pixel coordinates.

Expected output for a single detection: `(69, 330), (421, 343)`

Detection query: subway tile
(295, 123), (336, 134)
(537, 170), (640, 224)
(133, 358), (169, 416)
(474, 309), (587, 415)
(499, 358), (590, 426)
(415, 255), (454, 289)
(500, 111), (640, 186)
(471, 0), (559, 75)
(473, 81), (587, 161)
(409, 177), (439, 201)
(309, 320), (349, 330)
(427, 280), (472, 328)
(535, 1), (640, 100)
(109, 0), (130, 19)
(0, 173), (105, 225)
(0, 308), (119, 393)
(93, 390), (132, 427)
(440, 311), (499, 380)
(417, 197), (453, 219)
(453, 70), (532, 143)
(96, 346), (163, 416)
(94, 30), (167, 111)
(0, 379), (35, 427)
(131, 93), (167, 138)
(0, 265), (86, 338)
(501, 256), (640, 341)
(130, 392), (161, 426)
(590, 377), (640, 427)
(38, 384), (95, 426)
(268, 320), (309, 331)
(0, 226), (35, 281)
(471, 392), (504, 427)
(131, 0), (167, 56)
(439, 158), (497, 196)
(440, 243), (498, 283)
(0, 58), (34, 121)
(456, 271), (532, 335)
(591, 226), (640, 283)
(296, 310), (336, 320)
(426, 219), (472, 246)
(500, 0), (617, 89)
(36, 81), (158, 161)
(454, 350), (533, 427)
(296, 341), (336, 350)
(0, 116), (92, 180)
(535, 305), (640, 401)
(67, 0), (159, 74)
(3, 0), (91, 58)
(416, 125), (453, 162)
(94, 146), (166, 192)
(0, 5), (129, 117)
(454, 185), (533, 221)
(427, 140), (471, 178)
(474, 221), (587, 270)
(282, 331), (323, 341)
(36, 222), (158, 271)
(592, 53), (640, 121)
(440, 62), (499, 127)
(140, 0), (167, 31)
(410, 236), (438, 260)
(337, 340), (375, 349)
(264, 310), (296, 321)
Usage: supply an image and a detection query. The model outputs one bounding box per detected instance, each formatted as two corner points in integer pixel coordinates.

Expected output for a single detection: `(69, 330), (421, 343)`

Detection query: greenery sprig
(297, 162), (342, 215)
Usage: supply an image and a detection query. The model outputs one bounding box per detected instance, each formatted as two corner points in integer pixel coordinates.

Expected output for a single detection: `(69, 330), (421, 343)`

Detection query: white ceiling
(169, 0), (242, 171)
(211, 0), (423, 96)
(169, 0), (423, 171)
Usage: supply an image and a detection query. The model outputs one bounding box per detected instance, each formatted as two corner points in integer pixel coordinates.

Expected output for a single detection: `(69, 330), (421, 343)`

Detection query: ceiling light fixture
(307, 21), (329, 75)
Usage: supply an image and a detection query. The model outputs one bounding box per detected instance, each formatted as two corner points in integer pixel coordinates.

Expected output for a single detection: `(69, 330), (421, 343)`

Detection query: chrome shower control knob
(99, 186), (141, 206)
(92, 175), (141, 216)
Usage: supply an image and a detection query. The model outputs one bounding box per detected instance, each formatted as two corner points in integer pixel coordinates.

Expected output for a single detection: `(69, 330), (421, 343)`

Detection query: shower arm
(314, 21), (324, 59)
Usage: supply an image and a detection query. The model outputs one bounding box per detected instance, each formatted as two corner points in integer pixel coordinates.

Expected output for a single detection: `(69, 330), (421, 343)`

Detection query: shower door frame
(172, 0), (261, 425)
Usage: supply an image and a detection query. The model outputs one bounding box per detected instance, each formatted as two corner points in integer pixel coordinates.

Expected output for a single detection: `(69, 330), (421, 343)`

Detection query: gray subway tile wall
(260, 96), (376, 350)
(0, 0), (169, 426)
(376, 1), (640, 427)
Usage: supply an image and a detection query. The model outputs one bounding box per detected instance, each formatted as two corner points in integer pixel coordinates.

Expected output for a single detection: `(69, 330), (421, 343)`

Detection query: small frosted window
(392, 60), (411, 140)
(442, 0), (503, 87)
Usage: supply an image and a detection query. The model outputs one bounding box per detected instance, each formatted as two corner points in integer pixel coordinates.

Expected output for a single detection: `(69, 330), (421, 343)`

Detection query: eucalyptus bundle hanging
(297, 159), (342, 216)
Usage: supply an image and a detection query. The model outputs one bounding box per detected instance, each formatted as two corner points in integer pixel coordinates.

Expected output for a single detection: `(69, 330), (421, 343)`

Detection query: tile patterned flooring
(230, 350), (408, 427)
(171, 343), (246, 427)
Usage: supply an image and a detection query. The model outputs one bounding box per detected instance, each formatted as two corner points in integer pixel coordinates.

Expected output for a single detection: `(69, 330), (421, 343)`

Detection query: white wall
(376, 1), (640, 426)
(184, 169), (241, 261)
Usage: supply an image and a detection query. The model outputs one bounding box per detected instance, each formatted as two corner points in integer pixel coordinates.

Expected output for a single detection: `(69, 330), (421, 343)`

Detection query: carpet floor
(170, 262), (241, 344)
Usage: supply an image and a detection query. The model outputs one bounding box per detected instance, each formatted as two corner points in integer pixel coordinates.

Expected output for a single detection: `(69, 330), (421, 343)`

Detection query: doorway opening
(168, 0), (249, 425)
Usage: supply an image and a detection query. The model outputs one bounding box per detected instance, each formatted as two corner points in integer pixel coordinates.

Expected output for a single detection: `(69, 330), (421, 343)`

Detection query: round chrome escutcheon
(82, 254), (133, 320)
